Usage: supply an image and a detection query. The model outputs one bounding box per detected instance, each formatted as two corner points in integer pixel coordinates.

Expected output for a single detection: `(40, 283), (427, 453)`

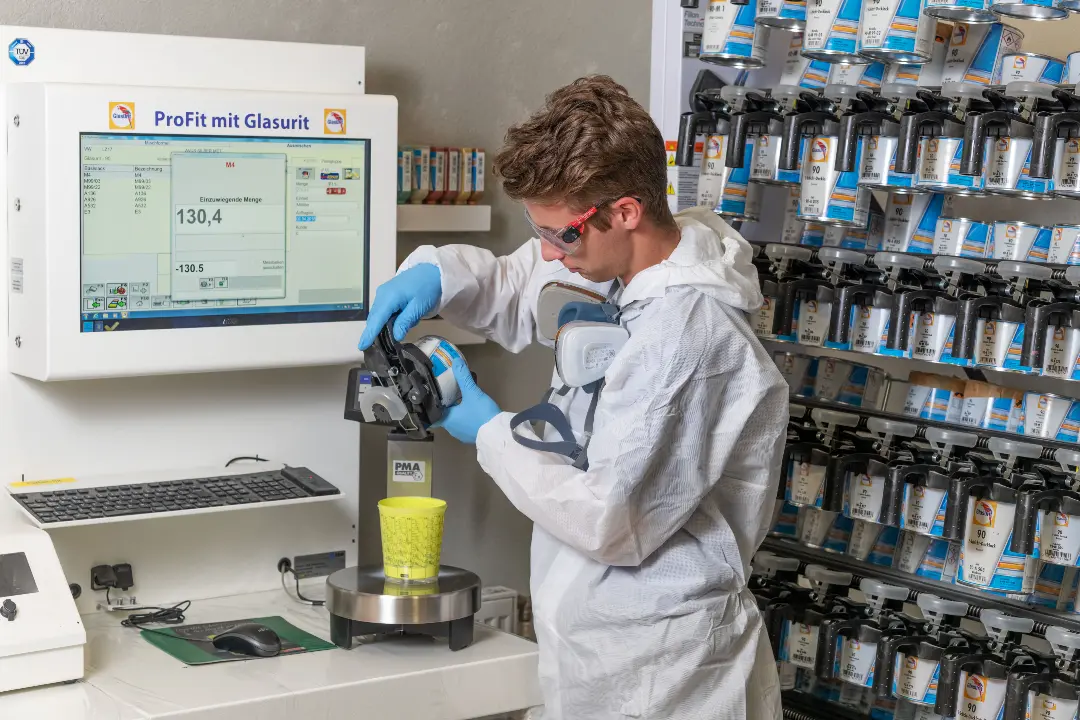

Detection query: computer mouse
(211, 623), (282, 658)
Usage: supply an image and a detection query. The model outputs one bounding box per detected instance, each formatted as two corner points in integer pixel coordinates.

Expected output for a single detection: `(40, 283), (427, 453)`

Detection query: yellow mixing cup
(378, 496), (447, 581)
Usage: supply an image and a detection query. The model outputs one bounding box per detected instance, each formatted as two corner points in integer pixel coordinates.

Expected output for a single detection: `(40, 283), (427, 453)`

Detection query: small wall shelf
(397, 204), (491, 233)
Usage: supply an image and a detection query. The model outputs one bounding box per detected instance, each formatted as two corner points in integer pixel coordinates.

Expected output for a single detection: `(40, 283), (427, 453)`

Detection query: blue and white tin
(957, 389), (1022, 432)
(900, 484), (949, 537)
(924, 0), (995, 28)
(415, 336), (466, 406)
(933, 216), (990, 257)
(857, 0), (937, 63)
(757, 0), (808, 29)
(780, 187), (805, 244)
(716, 137), (763, 220)
(1048, 224), (1080, 265)
(701, 0), (768, 68)
(827, 61), (886, 89)
(894, 532), (960, 583)
(771, 501), (801, 537)
(1031, 562), (1079, 609)
(957, 497), (1038, 594)
(884, 24), (949, 88)
(988, 221), (1051, 262)
(882, 192), (945, 253)
(799, 135), (871, 227)
(999, 53), (1065, 84)
(902, 375), (966, 422)
(801, 222), (826, 247)
(1066, 51), (1080, 86)
(1020, 392), (1080, 442)
(916, 135), (987, 194)
(989, 0), (1068, 21)
(857, 125), (922, 192)
(801, 0), (865, 64)
(780, 34), (830, 88)
(940, 23), (1024, 86)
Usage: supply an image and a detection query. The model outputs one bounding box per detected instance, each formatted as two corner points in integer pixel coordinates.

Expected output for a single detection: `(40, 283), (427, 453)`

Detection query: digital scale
(325, 565), (481, 651)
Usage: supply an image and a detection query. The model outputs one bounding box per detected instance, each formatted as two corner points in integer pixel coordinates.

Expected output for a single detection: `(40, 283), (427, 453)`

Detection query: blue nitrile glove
(433, 361), (502, 444)
(357, 263), (443, 349)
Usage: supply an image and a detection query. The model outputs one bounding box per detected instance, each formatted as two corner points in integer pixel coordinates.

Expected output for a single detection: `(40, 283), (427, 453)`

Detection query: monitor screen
(79, 133), (370, 332)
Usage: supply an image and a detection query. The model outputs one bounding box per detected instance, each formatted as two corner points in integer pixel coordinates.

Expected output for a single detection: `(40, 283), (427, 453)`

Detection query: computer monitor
(6, 83), (398, 380)
(79, 133), (369, 332)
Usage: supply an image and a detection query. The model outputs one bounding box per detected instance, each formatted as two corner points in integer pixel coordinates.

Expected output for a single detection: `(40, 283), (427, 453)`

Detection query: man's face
(525, 200), (627, 283)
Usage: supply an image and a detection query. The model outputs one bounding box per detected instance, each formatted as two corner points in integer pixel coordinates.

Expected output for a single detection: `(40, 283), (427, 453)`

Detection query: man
(358, 76), (787, 720)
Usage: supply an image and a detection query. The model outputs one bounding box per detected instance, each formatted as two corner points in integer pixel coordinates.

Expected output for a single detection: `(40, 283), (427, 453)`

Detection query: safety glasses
(525, 198), (629, 256)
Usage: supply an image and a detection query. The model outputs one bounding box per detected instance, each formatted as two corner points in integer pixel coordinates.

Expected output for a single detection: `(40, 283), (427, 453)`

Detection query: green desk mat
(140, 615), (336, 665)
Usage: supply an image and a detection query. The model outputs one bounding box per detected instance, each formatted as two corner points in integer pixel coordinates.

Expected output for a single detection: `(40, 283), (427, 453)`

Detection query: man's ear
(612, 197), (643, 230)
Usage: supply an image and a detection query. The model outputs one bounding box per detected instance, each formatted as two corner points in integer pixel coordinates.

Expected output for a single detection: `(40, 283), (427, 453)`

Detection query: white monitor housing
(6, 82), (397, 380)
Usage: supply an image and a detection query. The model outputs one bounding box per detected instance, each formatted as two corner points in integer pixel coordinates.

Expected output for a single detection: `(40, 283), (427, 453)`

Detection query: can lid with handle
(987, 437), (1044, 460)
(917, 594), (970, 624)
(771, 84), (806, 101)
(1066, 266), (1080, 285)
(924, 427), (980, 449)
(811, 408), (861, 428)
(765, 243), (815, 261)
(933, 256), (986, 276)
(873, 252), (927, 271)
(942, 81), (989, 102)
(819, 247), (869, 267)
(880, 82), (921, 101)
(806, 563), (853, 592)
(1005, 81), (1057, 101)
(996, 261), (1053, 282)
(790, 403), (808, 419)
(752, 551), (801, 576)
(823, 83), (861, 102)
(859, 579), (910, 611)
(1045, 626), (1080, 664)
(867, 417), (918, 438)
(980, 610), (1034, 640)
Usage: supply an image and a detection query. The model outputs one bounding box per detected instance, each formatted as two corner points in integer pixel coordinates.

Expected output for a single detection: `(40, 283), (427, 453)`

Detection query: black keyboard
(12, 466), (339, 525)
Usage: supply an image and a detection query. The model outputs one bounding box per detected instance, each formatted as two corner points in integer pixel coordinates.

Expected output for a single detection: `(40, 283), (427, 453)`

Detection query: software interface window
(80, 134), (369, 332)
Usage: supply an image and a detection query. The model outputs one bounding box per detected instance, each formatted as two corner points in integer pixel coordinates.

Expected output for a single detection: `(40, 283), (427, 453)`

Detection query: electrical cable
(280, 566), (325, 606)
(115, 593), (193, 640)
(225, 455), (267, 467)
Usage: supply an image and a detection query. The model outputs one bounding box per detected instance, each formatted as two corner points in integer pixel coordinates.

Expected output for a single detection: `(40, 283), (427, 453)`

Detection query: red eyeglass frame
(525, 196), (642, 255)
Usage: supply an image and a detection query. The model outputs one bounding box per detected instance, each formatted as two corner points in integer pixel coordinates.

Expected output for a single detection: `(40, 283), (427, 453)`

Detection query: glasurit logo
(964, 674), (987, 702)
(323, 108), (346, 134)
(392, 461), (425, 483)
(973, 500), (996, 528)
(109, 102), (135, 130)
(810, 139), (829, 162)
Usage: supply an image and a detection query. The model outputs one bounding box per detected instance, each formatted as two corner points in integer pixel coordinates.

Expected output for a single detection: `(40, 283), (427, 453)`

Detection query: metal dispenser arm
(894, 90), (963, 174)
(1022, 301), (1080, 371)
(960, 89), (1022, 177)
(726, 92), (783, 168)
(1030, 86), (1080, 179)
(835, 91), (898, 172)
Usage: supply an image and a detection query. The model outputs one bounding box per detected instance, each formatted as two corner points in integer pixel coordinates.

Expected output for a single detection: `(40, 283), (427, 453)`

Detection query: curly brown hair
(492, 75), (676, 231)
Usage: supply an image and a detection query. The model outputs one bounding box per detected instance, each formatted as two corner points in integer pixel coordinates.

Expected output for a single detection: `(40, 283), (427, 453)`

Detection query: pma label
(392, 460), (427, 483)
(8, 38), (34, 66)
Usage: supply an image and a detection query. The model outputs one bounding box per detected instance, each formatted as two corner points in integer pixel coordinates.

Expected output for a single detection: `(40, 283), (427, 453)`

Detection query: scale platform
(326, 565), (481, 651)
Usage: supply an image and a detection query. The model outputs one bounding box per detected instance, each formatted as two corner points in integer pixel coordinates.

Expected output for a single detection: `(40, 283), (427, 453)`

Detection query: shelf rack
(761, 537), (1080, 637)
(789, 394), (1079, 459)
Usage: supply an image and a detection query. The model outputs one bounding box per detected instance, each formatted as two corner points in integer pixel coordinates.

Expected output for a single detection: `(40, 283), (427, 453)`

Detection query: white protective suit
(401, 207), (789, 720)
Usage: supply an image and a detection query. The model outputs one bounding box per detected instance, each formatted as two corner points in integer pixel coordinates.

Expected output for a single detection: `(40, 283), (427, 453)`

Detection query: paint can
(957, 491), (1038, 594)
(1036, 501), (1080, 567)
(983, 84), (1056, 199)
(989, 0), (1069, 21)
(1030, 562), (1079, 608)
(925, 0), (995, 26)
(757, 0), (808, 29)
(1052, 136), (1080, 199)
(414, 336), (467, 406)
(802, 0), (866, 64)
(780, 34), (831, 89)
(999, 52), (1065, 84)
(857, 85), (924, 193)
(911, 300), (962, 364)
(771, 501), (800, 537)
(781, 186), (805, 244)
(1029, 310), (1080, 380)
(900, 480), (950, 538)
(940, 23), (1024, 87)
(799, 133), (871, 227)
(1020, 392), (1080, 442)
(857, 0), (937, 63)
(882, 192), (945, 253)
(914, 84), (989, 194)
(802, 222), (826, 247)
(716, 89), (765, 221)
(987, 220), (1051, 262)
(827, 61), (886, 89)
(1048, 224), (1080, 264)
(902, 373), (966, 423)
(883, 23), (950, 88)
(814, 357), (886, 407)
(774, 351), (818, 397)
(833, 625), (883, 688)
(894, 531), (960, 583)
(701, 0), (768, 68)
(971, 301), (1027, 371)
(1065, 51), (1080, 85)
(957, 381), (1023, 432)
(933, 216), (990, 257)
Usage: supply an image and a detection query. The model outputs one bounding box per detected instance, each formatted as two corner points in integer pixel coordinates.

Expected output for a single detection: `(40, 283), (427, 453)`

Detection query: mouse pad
(140, 615), (336, 665)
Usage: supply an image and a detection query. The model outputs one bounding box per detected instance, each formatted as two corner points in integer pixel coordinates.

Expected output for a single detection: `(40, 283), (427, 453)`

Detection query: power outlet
(292, 550), (346, 579)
